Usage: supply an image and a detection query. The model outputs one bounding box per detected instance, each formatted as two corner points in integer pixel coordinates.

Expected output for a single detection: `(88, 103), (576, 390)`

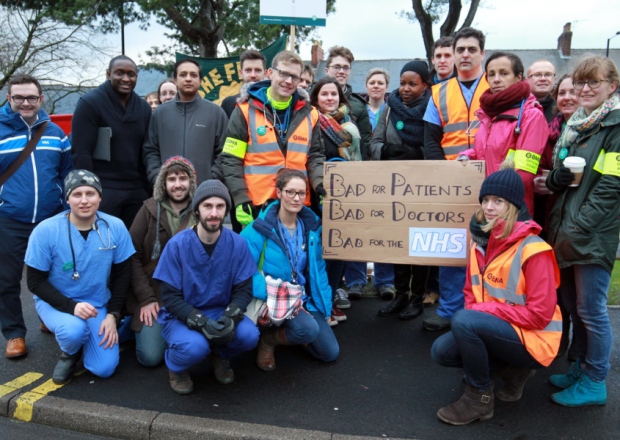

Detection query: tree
(402, 0), (481, 63)
(3, 0), (336, 58)
(0, 5), (112, 111)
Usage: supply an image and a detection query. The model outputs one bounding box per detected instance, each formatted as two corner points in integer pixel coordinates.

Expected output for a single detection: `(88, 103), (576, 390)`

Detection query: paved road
(1, 276), (619, 439)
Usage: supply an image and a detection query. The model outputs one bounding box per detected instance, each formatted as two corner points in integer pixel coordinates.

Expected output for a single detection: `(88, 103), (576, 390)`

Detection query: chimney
(311, 40), (324, 68)
(558, 22), (573, 58)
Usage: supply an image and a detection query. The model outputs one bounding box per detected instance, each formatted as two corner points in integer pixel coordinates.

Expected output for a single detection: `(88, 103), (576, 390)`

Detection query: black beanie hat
(478, 169), (524, 209)
(400, 60), (429, 84)
(192, 180), (231, 212)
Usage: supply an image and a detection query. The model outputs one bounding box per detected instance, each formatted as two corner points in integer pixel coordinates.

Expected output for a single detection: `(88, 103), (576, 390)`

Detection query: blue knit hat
(478, 169), (524, 209)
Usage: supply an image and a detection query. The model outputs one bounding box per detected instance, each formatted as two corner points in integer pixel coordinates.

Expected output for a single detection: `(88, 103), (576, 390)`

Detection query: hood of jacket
(251, 199), (321, 245)
(482, 214), (542, 265)
(0, 102), (50, 131)
(153, 155), (197, 202)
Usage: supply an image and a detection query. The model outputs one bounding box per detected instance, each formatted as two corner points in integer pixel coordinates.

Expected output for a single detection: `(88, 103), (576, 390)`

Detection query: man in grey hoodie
(143, 59), (228, 186)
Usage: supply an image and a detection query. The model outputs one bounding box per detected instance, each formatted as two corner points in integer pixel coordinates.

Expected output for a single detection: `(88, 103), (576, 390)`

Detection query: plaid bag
(261, 275), (303, 326)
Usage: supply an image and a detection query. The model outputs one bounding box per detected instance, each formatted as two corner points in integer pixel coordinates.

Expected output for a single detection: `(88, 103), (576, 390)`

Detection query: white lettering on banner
(409, 228), (467, 259)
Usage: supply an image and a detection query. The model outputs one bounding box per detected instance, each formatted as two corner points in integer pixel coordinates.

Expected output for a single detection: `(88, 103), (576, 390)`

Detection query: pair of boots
(437, 384), (494, 426)
(378, 292), (423, 320)
(256, 328), (290, 371)
(550, 361), (607, 406)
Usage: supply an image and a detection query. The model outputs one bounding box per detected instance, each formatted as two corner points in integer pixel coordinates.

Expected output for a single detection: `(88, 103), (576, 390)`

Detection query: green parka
(547, 107), (620, 273)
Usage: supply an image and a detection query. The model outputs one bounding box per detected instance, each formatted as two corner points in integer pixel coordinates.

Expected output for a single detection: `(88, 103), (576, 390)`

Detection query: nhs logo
(409, 228), (467, 259)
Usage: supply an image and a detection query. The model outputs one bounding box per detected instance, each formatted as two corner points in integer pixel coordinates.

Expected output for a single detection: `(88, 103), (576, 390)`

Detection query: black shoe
(398, 296), (424, 320)
(378, 293), (408, 316)
(52, 350), (82, 385)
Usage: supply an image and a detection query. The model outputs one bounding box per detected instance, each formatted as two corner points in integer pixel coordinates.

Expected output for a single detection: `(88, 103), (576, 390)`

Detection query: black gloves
(546, 166), (575, 191)
(186, 309), (235, 345)
(316, 183), (327, 197)
(223, 303), (243, 326)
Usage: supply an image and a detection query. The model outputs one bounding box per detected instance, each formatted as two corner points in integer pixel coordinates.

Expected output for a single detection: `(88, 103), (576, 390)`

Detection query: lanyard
(276, 217), (305, 284)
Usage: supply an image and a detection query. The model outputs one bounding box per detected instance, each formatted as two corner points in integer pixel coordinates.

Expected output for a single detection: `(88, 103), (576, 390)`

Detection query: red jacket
(462, 94), (549, 215)
(464, 219), (558, 331)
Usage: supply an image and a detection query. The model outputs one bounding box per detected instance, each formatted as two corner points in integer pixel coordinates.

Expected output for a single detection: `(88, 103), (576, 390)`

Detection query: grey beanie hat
(192, 180), (231, 212)
(64, 169), (102, 200)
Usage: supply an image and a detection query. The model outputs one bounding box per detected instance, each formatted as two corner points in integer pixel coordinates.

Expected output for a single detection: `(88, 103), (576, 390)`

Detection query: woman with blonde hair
(432, 164), (561, 425)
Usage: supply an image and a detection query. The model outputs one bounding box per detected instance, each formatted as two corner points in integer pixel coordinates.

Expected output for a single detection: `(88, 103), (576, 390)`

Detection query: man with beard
(127, 156), (197, 367)
(153, 180), (259, 394)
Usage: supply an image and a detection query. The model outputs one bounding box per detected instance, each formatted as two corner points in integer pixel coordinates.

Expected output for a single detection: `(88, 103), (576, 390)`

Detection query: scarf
(388, 89), (429, 146)
(552, 93), (620, 168)
(319, 105), (362, 161)
(469, 214), (490, 248)
(479, 81), (530, 118)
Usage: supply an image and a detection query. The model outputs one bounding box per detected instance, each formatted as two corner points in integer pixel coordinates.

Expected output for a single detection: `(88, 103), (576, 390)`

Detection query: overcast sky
(114, 0), (620, 64)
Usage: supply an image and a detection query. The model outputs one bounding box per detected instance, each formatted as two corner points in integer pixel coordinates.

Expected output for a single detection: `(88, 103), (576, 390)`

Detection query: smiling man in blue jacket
(0, 74), (72, 359)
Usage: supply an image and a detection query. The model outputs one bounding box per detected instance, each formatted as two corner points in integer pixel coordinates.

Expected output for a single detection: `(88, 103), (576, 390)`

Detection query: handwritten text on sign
(322, 161), (485, 266)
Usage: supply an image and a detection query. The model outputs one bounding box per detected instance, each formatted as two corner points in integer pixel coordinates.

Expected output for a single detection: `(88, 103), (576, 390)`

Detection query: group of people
(0, 25), (618, 426)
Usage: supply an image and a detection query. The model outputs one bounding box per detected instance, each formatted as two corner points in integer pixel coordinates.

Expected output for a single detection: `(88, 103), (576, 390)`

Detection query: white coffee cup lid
(564, 156), (586, 167)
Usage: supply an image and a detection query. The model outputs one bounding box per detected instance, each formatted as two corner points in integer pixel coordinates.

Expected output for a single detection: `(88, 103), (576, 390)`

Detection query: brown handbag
(0, 121), (48, 187)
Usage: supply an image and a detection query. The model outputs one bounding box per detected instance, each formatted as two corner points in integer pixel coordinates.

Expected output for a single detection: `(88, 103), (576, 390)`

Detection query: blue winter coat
(0, 103), (72, 223)
(241, 200), (332, 319)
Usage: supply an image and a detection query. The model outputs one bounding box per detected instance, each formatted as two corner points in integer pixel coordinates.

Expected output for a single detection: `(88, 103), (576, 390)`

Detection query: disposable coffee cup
(541, 169), (550, 178)
(563, 157), (586, 187)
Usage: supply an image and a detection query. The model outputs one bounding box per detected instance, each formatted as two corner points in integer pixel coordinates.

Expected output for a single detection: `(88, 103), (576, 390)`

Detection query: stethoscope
(67, 214), (116, 281)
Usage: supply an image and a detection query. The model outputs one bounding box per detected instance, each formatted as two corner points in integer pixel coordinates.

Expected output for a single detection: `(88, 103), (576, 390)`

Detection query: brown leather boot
(256, 328), (289, 371)
(437, 385), (494, 425)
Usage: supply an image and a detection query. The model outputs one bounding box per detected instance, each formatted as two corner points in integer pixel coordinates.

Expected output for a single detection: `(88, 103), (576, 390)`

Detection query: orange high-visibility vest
(469, 235), (562, 366)
(238, 102), (318, 206)
(431, 75), (489, 160)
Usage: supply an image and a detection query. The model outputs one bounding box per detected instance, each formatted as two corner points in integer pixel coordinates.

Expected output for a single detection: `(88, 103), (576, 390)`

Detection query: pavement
(1, 276), (619, 440)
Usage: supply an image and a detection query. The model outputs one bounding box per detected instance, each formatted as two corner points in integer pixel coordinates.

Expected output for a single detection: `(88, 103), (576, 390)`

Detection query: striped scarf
(319, 105), (362, 161)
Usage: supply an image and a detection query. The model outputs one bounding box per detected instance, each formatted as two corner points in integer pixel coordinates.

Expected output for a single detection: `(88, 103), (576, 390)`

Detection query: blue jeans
(135, 321), (166, 367)
(558, 265), (612, 382)
(431, 309), (543, 390)
(437, 266), (466, 319)
(268, 310), (339, 362)
(345, 261), (394, 287)
(0, 216), (36, 340)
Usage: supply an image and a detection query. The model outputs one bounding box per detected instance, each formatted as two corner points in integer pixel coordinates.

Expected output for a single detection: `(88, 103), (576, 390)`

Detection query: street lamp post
(606, 31), (620, 58)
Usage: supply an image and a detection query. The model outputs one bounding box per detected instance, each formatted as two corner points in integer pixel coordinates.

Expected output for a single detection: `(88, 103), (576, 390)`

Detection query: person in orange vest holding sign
(431, 165), (562, 426)
(421, 27), (490, 332)
(220, 50), (326, 227)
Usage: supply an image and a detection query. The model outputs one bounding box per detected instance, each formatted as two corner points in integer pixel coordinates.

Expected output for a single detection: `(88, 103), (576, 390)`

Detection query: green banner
(176, 34), (288, 104)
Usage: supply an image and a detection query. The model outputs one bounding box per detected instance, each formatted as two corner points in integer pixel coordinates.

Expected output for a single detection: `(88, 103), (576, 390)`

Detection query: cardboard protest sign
(322, 160), (486, 266)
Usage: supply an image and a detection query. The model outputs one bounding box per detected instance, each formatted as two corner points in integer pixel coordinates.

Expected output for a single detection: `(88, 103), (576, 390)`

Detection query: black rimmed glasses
(573, 79), (610, 90)
(10, 95), (40, 104)
(272, 67), (301, 83)
(284, 189), (306, 199)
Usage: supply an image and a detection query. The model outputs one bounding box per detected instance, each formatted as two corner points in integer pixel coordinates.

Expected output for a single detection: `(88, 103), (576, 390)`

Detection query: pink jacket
(464, 219), (558, 331)
(462, 94), (549, 215)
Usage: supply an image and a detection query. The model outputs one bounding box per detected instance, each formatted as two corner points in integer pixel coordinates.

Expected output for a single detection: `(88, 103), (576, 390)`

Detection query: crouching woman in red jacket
(431, 165), (562, 426)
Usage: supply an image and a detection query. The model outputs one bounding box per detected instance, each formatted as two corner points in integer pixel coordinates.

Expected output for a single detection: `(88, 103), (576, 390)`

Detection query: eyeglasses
(528, 72), (555, 79)
(329, 64), (351, 72)
(272, 67), (301, 83)
(283, 189), (306, 199)
(10, 95), (40, 104)
(573, 79), (610, 90)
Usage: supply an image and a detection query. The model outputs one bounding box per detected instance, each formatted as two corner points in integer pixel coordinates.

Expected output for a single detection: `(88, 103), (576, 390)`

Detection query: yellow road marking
(0, 373), (43, 399)
(13, 379), (64, 422)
